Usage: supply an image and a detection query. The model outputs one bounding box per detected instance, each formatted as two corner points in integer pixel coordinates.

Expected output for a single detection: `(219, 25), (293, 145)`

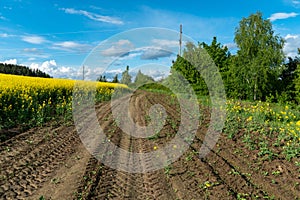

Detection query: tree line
(97, 65), (154, 87)
(0, 63), (51, 78)
(171, 12), (300, 104)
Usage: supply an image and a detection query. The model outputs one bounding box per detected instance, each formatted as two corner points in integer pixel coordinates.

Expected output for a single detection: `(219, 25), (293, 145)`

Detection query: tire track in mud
(155, 94), (299, 199)
(1, 91), (298, 199)
(156, 97), (263, 198)
(153, 94), (239, 199)
(76, 91), (238, 199)
(76, 92), (178, 199)
(0, 125), (81, 199)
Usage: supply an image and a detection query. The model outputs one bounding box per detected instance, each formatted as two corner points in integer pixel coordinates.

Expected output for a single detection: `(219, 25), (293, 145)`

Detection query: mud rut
(0, 91), (299, 200)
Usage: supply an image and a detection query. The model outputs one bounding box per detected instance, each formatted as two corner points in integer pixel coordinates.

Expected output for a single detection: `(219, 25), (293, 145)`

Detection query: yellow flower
(246, 116), (253, 122)
(204, 181), (212, 188)
(153, 146), (158, 150)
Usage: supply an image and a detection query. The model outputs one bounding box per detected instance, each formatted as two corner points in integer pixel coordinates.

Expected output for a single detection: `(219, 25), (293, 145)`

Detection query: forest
(0, 63), (51, 78)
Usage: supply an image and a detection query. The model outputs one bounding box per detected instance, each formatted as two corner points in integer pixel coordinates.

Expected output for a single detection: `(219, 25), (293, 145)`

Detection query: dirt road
(0, 91), (299, 199)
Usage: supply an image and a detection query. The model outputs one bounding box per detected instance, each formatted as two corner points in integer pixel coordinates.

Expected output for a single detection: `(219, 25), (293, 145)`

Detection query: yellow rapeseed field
(0, 73), (127, 129)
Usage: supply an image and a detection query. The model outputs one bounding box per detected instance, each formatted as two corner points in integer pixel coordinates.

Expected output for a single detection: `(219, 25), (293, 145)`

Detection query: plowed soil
(0, 91), (299, 200)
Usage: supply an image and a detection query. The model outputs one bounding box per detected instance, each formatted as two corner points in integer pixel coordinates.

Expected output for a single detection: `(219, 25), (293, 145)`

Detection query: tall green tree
(293, 48), (300, 103)
(278, 55), (300, 102)
(200, 37), (231, 95)
(232, 11), (285, 100)
(134, 70), (154, 85)
(169, 53), (208, 95)
(120, 65), (132, 85)
(97, 75), (107, 82)
(111, 74), (119, 83)
(200, 37), (231, 73)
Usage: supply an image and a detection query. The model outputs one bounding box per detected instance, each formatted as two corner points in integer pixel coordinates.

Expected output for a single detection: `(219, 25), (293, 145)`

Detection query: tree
(200, 37), (231, 73)
(200, 37), (231, 96)
(232, 12), (285, 100)
(277, 55), (300, 102)
(97, 75), (107, 82)
(169, 53), (208, 95)
(0, 63), (51, 78)
(120, 65), (132, 85)
(293, 48), (300, 103)
(168, 39), (230, 96)
(111, 74), (119, 83)
(134, 70), (154, 85)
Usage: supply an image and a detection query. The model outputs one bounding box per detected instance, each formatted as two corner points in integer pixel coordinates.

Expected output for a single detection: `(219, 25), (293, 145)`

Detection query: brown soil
(0, 90), (299, 200)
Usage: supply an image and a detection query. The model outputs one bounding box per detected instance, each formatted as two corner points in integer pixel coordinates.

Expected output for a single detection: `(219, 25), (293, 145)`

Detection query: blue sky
(0, 0), (300, 80)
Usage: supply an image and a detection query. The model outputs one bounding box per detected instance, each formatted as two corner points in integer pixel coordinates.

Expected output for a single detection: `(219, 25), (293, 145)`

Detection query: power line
(82, 65), (85, 80)
(179, 24), (182, 56)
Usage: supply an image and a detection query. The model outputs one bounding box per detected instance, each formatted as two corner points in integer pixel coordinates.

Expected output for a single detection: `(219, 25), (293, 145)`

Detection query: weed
(243, 134), (256, 150)
(271, 179), (277, 184)
(271, 170), (281, 176)
(185, 150), (198, 162)
(147, 131), (160, 140)
(51, 177), (61, 184)
(262, 171), (269, 176)
(228, 168), (240, 176)
(164, 165), (172, 177)
(39, 196), (45, 200)
(237, 193), (249, 200)
(145, 115), (151, 124)
(242, 172), (252, 177)
(187, 171), (195, 177)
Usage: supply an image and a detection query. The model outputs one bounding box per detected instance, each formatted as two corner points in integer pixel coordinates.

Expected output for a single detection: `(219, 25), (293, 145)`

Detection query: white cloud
(140, 47), (174, 60)
(0, 15), (7, 20)
(1, 59), (17, 65)
(117, 52), (141, 60)
(28, 57), (36, 61)
(101, 38), (175, 60)
(61, 8), (123, 25)
(101, 39), (134, 57)
(0, 33), (10, 38)
(53, 41), (91, 52)
(29, 63), (39, 70)
(283, 0), (300, 8)
(148, 70), (170, 81)
(23, 48), (39, 53)
(21, 48), (49, 60)
(224, 43), (237, 50)
(55, 41), (84, 48)
(104, 69), (123, 74)
(151, 39), (179, 48)
(291, 0), (300, 8)
(130, 65), (170, 81)
(3, 6), (12, 10)
(268, 12), (299, 21)
(40, 60), (57, 73)
(283, 34), (300, 58)
(292, 0), (300, 4)
(22, 35), (47, 44)
(29, 60), (81, 79)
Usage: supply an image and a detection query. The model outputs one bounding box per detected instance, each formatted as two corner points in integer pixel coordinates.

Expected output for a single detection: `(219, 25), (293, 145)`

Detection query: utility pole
(179, 24), (182, 56)
(82, 65), (85, 80)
